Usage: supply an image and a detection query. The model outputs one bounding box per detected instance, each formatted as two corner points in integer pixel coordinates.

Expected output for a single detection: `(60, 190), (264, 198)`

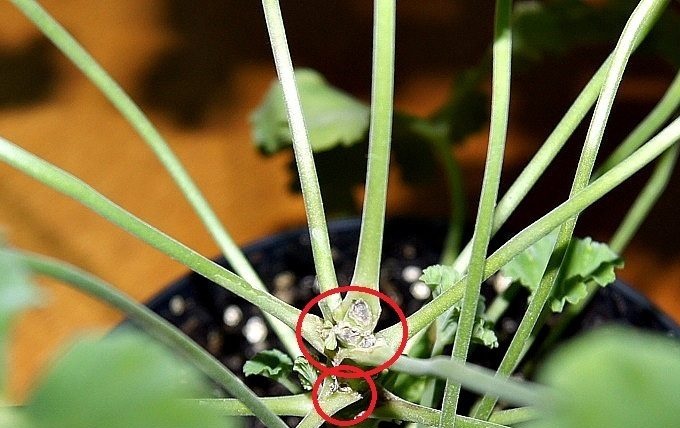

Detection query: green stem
(407, 116), (467, 265)
(452, 61), (606, 273)
(485, 283), (520, 324)
(536, 70), (680, 355)
(541, 142), (680, 353)
(10, 0), (300, 357)
(198, 394), (313, 417)
(473, 0), (668, 418)
(5, 249), (287, 428)
(377, 113), (680, 345)
(595, 70), (680, 178)
(389, 356), (544, 408)
(0, 136), (325, 353)
(488, 407), (538, 426)
(610, 143), (679, 252)
(278, 377), (303, 395)
(453, 3), (668, 274)
(432, 135), (466, 265)
(261, 0), (339, 319)
(440, 1), (512, 425)
(198, 393), (508, 427)
(376, 392), (508, 428)
(342, 0), (397, 327)
(296, 392), (362, 428)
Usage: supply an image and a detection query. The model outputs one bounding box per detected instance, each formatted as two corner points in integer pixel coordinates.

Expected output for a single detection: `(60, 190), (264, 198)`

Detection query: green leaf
(243, 349), (293, 381)
(0, 406), (32, 428)
(390, 113), (439, 185)
(251, 68), (369, 154)
(420, 264), (462, 296)
(436, 296), (499, 350)
(500, 229), (559, 292)
(550, 237), (623, 312)
(512, 0), (630, 64)
(430, 70), (489, 144)
(529, 327), (680, 428)
(0, 246), (41, 392)
(500, 232), (623, 312)
(287, 142), (368, 214)
(24, 330), (224, 428)
(293, 357), (318, 391)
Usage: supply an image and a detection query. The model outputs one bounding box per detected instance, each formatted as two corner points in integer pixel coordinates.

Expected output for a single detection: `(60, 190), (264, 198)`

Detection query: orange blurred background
(1, 0), (678, 399)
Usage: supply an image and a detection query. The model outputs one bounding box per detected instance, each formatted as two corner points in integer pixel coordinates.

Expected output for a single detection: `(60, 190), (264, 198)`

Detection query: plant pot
(141, 218), (680, 427)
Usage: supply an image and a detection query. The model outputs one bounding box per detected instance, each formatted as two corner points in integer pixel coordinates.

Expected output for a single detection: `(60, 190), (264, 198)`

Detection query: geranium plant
(1, 0), (680, 427)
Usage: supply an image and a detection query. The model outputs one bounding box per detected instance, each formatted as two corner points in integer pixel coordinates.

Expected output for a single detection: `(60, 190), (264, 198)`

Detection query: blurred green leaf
(501, 229), (560, 292)
(512, 0), (621, 62)
(501, 232), (623, 312)
(251, 68), (369, 154)
(430, 70), (489, 144)
(529, 327), (680, 428)
(0, 406), (32, 428)
(24, 330), (223, 428)
(391, 113), (439, 185)
(293, 357), (318, 391)
(0, 246), (40, 393)
(287, 142), (368, 214)
(243, 349), (293, 381)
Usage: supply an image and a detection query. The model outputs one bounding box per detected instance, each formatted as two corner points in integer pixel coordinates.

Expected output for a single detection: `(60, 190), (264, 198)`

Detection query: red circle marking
(311, 365), (377, 426)
(295, 285), (408, 377)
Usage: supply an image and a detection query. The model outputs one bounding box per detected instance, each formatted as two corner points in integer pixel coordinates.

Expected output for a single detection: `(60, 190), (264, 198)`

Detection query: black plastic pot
(143, 218), (680, 427)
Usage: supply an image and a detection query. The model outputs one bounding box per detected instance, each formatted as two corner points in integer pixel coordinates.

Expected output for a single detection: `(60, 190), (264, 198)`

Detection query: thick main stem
(261, 0), (339, 320)
(340, 0), (397, 327)
(439, 1), (512, 426)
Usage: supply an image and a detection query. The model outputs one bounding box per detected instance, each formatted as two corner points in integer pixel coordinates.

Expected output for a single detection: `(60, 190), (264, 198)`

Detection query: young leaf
(243, 349), (293, 381)
(293, 357), (318, 391)
(0, 246), (41, 392)
(436, 297), (499, 350)
(420, 264), (462, 296)
(550, 237), (623, 312)
(23, 330), (224, 428)
(251, 68), (369, 154)
(529, 327), (680, 428)
(500, 233), (623, 312)
(500, 229), (559, 291)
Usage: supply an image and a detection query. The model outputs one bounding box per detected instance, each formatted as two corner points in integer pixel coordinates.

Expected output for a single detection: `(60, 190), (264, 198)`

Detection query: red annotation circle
(311, 365), (377, 427)
(295, 285), (408, 425)
(295, 285), (408, 377)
